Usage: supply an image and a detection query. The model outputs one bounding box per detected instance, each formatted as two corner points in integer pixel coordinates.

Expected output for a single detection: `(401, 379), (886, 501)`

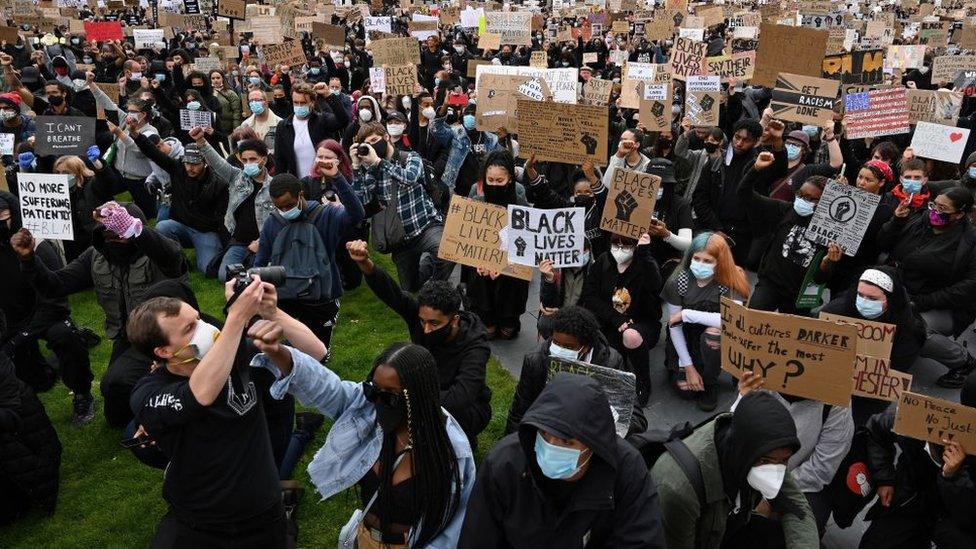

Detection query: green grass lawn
(0, 251), (516, 548)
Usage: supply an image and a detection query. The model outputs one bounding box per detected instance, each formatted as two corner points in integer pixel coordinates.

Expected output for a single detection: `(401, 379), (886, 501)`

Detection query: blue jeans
(155, 219), (222, 275)
(219, 244), (253, 282)
(156, 202), (170, 222)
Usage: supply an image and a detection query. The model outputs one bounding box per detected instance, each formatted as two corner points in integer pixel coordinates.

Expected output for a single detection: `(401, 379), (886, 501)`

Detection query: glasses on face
(362, 381), (402, 408)
(928, 201), (956, 215)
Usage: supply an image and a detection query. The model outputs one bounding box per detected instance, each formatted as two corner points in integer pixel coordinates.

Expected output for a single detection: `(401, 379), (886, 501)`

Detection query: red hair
(311, 139), (352, 179)
(699, 233), (750, 298)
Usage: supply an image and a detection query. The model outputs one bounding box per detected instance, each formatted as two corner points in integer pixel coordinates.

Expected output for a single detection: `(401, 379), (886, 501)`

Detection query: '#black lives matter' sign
(34, 116), (95, 156)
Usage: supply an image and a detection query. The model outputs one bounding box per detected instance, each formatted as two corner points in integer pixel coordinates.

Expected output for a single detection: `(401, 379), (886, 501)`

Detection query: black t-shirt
(130, 339), (279, 527)
(232, 185), (260, 244)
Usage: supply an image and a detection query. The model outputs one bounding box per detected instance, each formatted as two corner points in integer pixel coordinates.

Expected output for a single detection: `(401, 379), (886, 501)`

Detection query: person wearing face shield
(653, 391), (818, 549)
(460, 373), (665, 548)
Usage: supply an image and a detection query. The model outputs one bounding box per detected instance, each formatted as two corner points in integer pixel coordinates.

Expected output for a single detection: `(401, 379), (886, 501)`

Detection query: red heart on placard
(950, 132), (964, 143)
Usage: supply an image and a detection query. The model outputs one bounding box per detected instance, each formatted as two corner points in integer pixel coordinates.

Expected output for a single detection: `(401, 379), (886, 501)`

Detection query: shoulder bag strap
(664, 439), (707, 508)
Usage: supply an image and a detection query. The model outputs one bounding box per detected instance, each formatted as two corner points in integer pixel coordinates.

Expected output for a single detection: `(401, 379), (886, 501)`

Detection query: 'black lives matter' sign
(34, 116), (95, 156)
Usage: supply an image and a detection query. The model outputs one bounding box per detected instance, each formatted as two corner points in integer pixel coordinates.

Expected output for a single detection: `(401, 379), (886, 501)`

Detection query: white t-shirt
(292, 117), (316, 179)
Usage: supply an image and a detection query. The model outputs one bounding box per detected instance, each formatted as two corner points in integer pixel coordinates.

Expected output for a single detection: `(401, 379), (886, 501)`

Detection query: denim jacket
(429, 117), (499, 190)
(252, 346), (476, 548)
(198, 142), (275, 235)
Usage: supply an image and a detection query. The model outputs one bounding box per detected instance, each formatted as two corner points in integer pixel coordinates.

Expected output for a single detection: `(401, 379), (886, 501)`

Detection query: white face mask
(401, 96), (411, 109)
(387, 124), (405, 137)
(173, 321), (220, 364)
(73, 78), (87, 89)
(611, 247), (634, 265)
(358, 108), (373, 122)
(746, 463), (787, 500)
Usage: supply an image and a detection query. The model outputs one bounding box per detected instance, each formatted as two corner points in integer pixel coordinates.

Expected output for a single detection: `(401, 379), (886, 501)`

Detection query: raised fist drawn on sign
(614, 190), (639, 222)
(514, 236), (528, 257)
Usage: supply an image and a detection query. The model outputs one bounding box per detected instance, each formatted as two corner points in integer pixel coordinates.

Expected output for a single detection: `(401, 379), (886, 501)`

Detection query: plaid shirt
(353, 151), (442, 239)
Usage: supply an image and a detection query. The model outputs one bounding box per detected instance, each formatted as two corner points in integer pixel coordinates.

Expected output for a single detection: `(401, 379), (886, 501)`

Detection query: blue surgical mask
(186, 101), (201, 111)
(249, 100), (265, 115)
(580, 251), (590, 265)
(968, 167), (976, 180)
(901, 178), (923, 195)
(278, 206), (301, 220)
(434, 77), (441, 87)
(793, 197), (816, 217)
(154, 73), (166, 82)
(786, 144), (802, 161)
(309, 67), (321, 75)
(249, 76), (261, 86)
(689, 259), (715, 280)
(534, 432), (588, 480)
(293, 105), (310, 118)
(462, 114), (476, 131)
(855, 295), (885, 319)
(330, 89), (341, 96)
(243, 163), (261, 177)
(802, 125), (819, 138)
(549, 342), (581, 361)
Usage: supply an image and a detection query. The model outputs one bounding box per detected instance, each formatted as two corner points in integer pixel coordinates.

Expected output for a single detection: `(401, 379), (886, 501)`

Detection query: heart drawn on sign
(950, 132), (964, 142)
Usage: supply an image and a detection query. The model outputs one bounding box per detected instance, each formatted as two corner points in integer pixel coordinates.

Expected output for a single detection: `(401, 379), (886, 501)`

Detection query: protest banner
(669, 37), (707, 81)
(753, 23), (828, 88)
(485, 11), (532, 45)
(505, 205), (585, 268)
(261, 40), (307, 69)
(620, 62), (670, 109)
(364, 16), (392, 34)
(818, 312), (897, 358)
(844, 88), (910, 139)
(894, 392), (976, 454)
(822, 50), (885, 85)
(17, 173), (72, 240)
(932, 56), (976, 83)
(476, 65), (578, 104)
(368, 67), (385, 94)
(638, 82), (672, 132)
(312, 22), (346, 49)
(685, 76), (720, 127)
(369, 36), (421, 67)
(770, 73), (840, 125)
(247, 16), (284, 45)
(216, 0), (245, 19)
(721, 298), (857, 407)
(516, 100), (608, 165)
(583, 77), (613, 106)
(34, 116), (94, 156)
(437, 195), (532, 281)
(600, 168), (661, 239)
(132, 29), (165, 49)
(530, 50), (547, 68)
(804, 181), (881, 256)
(907, 89), (963, 126)
(84, 21), (123, 41)
(705, 51), (755, 83)
(179, 109), (212, 130)
(886, 45), (926, 70)
(383, 64), (417, 96)
(911, 122), (971, 164)
(547, 357), (636, 438)
(851, 355), (912, 402)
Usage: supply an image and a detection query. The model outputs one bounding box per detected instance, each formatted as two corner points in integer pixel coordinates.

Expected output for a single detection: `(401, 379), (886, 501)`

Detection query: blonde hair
(53, 155), (94, 181)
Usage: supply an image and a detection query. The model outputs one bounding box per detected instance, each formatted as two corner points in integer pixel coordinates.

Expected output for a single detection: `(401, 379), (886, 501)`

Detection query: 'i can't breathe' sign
(18, 173), (73, 240)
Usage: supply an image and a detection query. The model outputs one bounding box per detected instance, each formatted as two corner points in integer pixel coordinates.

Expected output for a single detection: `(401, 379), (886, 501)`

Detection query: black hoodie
(459, 373), (665, 548)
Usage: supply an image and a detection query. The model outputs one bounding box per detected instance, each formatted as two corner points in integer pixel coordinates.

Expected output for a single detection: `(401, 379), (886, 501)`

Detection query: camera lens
(357, 145), (369, 156)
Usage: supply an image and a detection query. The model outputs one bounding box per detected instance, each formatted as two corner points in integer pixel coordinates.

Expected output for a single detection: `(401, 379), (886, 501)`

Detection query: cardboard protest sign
(312, 22), (346, 49)
(584, 77), (613, 106)
(34, 116), (94, 156)
(721, 298), (857, 407)
(955, 26), (976, 50)
(679, 27), (705, 42)
(907, 89), (964, 126)
(485, 11), (532, 45)
(17, 173), (72, 240)
(84, 21), (123, 42)
(818, 312), (897, 358)
(804, 181), (882, 256)
(530, 50), (547, 68)
(216, 0), (245, 20)
(770, 73), (840, 125)
(179, 109), (212, 130)
(706, 51), (755, 83)
(886, 45), (926, 70)
(851, 355), (912, 402)
(133, 29), (165, 49)
(669, 37), (708, 81)
(475, 74), (549, 132)
(894, 392), (976, 454)
(364, 16), (392, 34)
(261, 41), (307, 69)
(505, 205), (585, 268)
(600, 168), (661, 239)
(932, 56), (976, 83)
(368, 67), (385, 94)
(437, 195), (532, 281)
(910, 122), (971, 164)
(478, 32), (500, 51)
(621, 62), (670, 109)
(844, 88), (910, 139)
(370, 37), (420, 67)
(193, 57), (221, 72)
(685, 76), (720, 127)
(754, 23), (828, 88)
(476, 65), (578, 104)
(547, 357), (636, 438)
(516, 100), (608, 166)
(247, 16), (285, 45)
(639, 82), (673, 132)
(823, 50), (885, 85)
(383, 64), (417, 96)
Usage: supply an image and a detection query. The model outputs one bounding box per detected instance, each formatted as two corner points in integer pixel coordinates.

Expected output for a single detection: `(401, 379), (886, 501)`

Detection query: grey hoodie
(145, 137), (184, 191)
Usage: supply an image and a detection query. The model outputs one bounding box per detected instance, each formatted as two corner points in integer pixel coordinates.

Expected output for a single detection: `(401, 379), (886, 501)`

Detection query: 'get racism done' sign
(34, 116), (96, 156)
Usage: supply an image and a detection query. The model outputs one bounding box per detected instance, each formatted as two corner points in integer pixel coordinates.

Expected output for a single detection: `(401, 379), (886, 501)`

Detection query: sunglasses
(362, 381), (403, 408)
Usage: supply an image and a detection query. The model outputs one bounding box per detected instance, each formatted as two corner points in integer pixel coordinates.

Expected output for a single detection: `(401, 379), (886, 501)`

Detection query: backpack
(269, 203), (334, 302)
(370, 175), (408, 254)
(628, 422), (707, 507)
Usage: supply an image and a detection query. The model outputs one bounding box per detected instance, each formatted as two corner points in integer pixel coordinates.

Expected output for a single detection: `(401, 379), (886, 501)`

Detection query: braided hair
(368, 343), (461, 546)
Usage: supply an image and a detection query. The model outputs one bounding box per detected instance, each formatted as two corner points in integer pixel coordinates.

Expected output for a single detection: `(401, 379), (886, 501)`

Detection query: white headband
(860, 269), (893, 293)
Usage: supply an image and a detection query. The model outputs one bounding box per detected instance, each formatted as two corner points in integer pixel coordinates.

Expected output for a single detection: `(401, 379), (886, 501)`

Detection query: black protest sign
(822, 50), (884, 85)
(804, 180), (881, 256)
(770, 73), (840, 125)
(547, 356), (636, 438)
(34, 116), (95, 156)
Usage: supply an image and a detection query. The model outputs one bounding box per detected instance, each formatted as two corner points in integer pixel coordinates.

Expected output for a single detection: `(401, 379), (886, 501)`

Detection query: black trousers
(150, 506), (287, 549)
(100, 338), (146, 428)
(859, 512), (974, 549)
(122, 176), (157, 219)
(279, 299), (340, 348)
(749, 281), (807, 316)
(6, 320), (93, 395)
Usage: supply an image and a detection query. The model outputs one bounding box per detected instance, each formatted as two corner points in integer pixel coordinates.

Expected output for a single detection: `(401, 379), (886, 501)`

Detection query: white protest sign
(805, 180), (882, 256)
(179, 109), (213, 130)
(643, 83), (668, 100)
(686, 75), (720, 92)
(910, 121), (971, 164)
(18, 173), (73, 240)
(460, 7), (484, 28)
(364, 16), (392, 33)
(506, 205), (585, 267)
(476, 65), (578, 103)
(369, 67), (385, 94)
(133, 28), (165, 49)
(679, 27), (705, 41)
(516, 78), (547, 101)
(0, 133), (14, 155)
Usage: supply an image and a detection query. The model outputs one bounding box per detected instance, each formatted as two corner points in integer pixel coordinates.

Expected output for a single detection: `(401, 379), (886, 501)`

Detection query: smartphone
(120, 435), (152, 449)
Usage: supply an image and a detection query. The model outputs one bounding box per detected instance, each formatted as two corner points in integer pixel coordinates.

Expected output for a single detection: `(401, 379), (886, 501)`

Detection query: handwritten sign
(34, 116), (94, 156)
(370, 36), (421, 66)
(601, 168), (661, 239)
(516, 100), (608, 166)
(818, 312), (896, 358)
(132, 28), (165, 49)
(584, 77), (613, 106)
(721, 298), (857, 407)
(851, 355), (912, 402)
(383, 64), (417, 96)
(547, 357), (636, 438)
(262, 41), (308, 69)
(18, 173), (73, 240)
(894, 392), (976, 454)
(530, 50), (547, 68)
(669, 36), (707, 81)
(438, 195), (532, 281)
(907, 89), (963, 126)
(685, 76), (720, 127)
(804, 181), (881, 256)
(505, 205), (585, 268)
(485, 11), (532, 45)
(910, 122), (971, 164)
(705, 51), (755, 83)
(83, 21), (123, 42)
(770, 73), (840, 125)
(753, 23), (828, 88)
(216, 0), (245, 19)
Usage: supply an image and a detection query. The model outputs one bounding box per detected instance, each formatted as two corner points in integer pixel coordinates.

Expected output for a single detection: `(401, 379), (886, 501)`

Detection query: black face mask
(573, 194), (594, 208)
(445, 112), (459, 125)
(47, 95), (64, 107)
(422, 319), (455, 348)
(102, 240), (139, 264)
(704, 142), (719, 154)
(374, 399), (406, 433)
(371, 139), (389, 160)
(484, 183), (515, 206)
(0, 223), (12, 245)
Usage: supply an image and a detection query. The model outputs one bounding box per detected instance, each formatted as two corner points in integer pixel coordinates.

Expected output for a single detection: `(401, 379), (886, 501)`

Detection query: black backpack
(628, 422), (707, 507)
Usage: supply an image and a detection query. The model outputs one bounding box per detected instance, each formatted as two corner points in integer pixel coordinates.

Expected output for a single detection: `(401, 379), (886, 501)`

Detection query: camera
(356, 145), (370, 156)
(227, 264), (286, 295)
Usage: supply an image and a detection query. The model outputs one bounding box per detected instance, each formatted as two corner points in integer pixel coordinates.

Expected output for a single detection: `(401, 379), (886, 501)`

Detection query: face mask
(293, 105), (310, 118)
(47, 95), (64, 107)
(328, 88), (339, 96)
(249, 100), (265, 115)
(71, 38), (80, 45)
(454, 45), (464, 53)
(401, 96), (411, 109)
(309, 67), (321, 75)
(901, 179), (923, 195)
(918, 66), (930, 74)
(801, 125), (819, 138)
(373, 397), (406, 433)
(793, 197), (816, 217)
(127, 113), (143, 125)
(746, 463), (787, 500)
(434, 78), (441, 87)
(656, 188), (664, 200)
(186, 41), (197, 49)
(387, 124), (405, 138)
(786, 144), (802, 161)
(359, 108), (373, 122)
(83, 56), (93, 64)
(611, 247), (634, 265)
(0, 110), (16, 121)
(153, 73), (166, 82)
(72, 78), (86, 89)
(278, 205), (302, 220)
(186, 101), (201, 111)
(129, 71), (142, 81)
(929, 208), (950, 227)
(855, 295), (885, 319)
(422, 320), (454, 348)
(561, 61), (570, 66)
(422, 106), (437, 119)
(249, 76), (261, 86)
(534, 432), (589, 480)
(54, 67), (69, 77)
(968, 167), (976, 180)
(65, 174), (77, 187)
(690, 259), (715, 280)
(580, 251), (590, 265)
(704, 142), (719, 154)
(243, 163), (262, 177)
(371, 139), (390, 160)
(573, 194), (594, 208)
(173, 321), (221, 364)
(925, 442), (945, 468)
(549, 342), (581, 361)
(463, 114), (477, 131)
